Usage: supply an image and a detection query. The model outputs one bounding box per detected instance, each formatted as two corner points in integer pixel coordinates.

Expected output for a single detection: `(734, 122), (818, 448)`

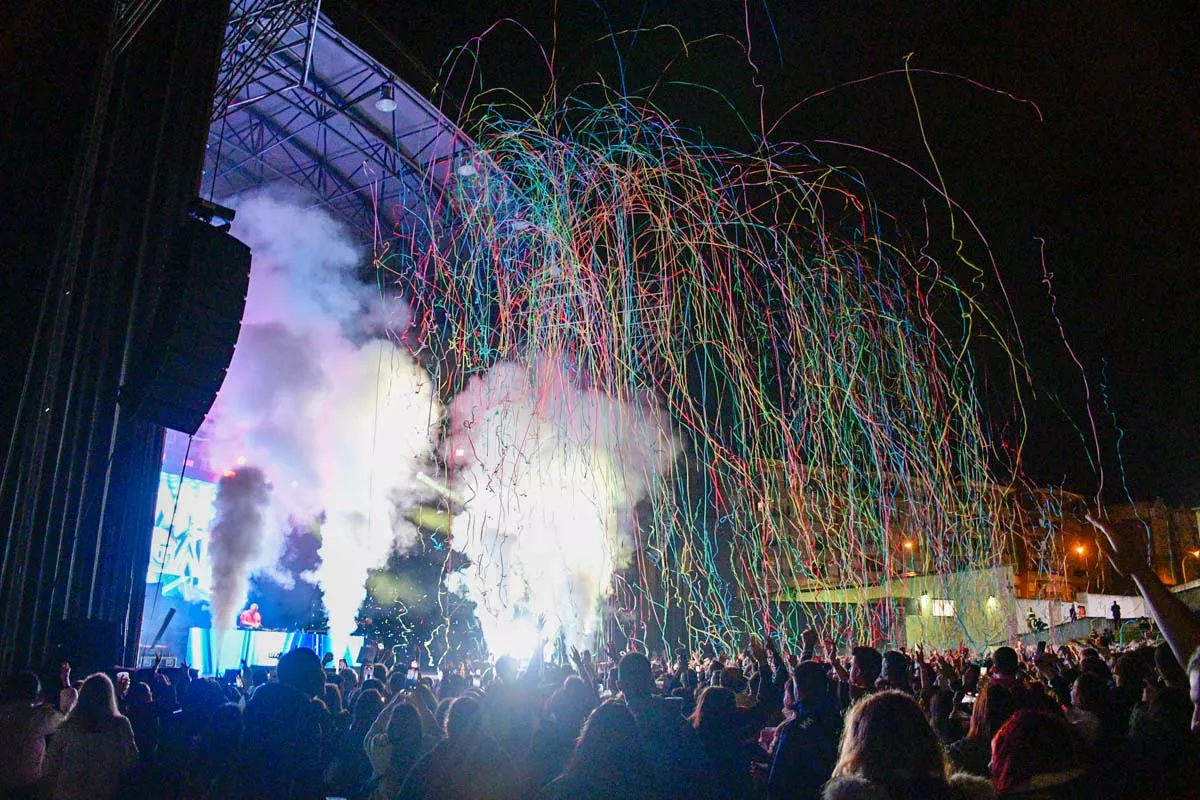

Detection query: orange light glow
(1074, 545), (1085, 556)
(902, 540), (914, 550)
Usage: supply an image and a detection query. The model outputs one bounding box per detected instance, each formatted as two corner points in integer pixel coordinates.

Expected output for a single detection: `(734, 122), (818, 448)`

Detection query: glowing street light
(902, 540), (914, 551)
(1074, 545), (1086, 556)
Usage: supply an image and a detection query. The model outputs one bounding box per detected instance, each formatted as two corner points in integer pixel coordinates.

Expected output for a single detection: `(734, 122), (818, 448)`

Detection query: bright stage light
(447, 362), (676, 653)
(481, 614), (545, 661)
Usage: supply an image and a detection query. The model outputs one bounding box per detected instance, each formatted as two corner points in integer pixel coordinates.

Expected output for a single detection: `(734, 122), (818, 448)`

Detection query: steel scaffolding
(204, 0), (474, 244)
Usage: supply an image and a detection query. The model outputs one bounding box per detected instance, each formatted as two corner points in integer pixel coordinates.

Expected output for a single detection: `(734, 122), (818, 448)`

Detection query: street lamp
(900, 539), (916, 577)
(1182, 549), (1200, 583)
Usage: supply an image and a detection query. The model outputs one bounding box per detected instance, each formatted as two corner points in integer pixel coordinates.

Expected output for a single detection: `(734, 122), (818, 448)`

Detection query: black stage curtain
(0, 0), (229, 676)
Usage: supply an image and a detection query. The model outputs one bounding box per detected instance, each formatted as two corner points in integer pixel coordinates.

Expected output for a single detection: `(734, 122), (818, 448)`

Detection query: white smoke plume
(444, 360), (676, 655)
(201, 191), (441, 640)
(209, 467), (270, 631)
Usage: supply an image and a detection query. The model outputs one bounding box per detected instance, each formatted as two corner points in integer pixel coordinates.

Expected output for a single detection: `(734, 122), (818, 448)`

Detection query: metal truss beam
(205, 0), (472, 245)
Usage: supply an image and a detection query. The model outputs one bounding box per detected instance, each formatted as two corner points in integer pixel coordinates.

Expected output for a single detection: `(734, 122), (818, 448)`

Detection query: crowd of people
(2, 523), (1197, 800)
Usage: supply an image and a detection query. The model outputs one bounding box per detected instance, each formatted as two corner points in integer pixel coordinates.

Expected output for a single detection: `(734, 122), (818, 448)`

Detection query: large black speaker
(51, 618), (123, 674)
(123, 219), (251, 434)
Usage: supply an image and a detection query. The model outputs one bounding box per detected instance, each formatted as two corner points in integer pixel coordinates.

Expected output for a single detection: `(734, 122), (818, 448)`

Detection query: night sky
(357, 0), (1199, 505)
(3, 2), (1195, 505)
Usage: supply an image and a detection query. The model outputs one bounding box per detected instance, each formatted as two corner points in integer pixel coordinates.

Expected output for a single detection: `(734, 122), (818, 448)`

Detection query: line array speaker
(123, 219), (250, 434)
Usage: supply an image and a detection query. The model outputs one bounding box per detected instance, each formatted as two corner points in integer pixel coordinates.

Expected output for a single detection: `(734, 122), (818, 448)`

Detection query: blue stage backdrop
(147, 472), (217, 604)
(187, 628), (363, 675)
(142, 432), (331, 675)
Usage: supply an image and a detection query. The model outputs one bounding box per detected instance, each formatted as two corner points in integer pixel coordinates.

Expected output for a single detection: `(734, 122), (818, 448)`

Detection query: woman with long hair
(690, 686), (754, 800)
(539, 699), (655, 800)
(947, 682), (1016, 777)
(327, 688), (386, 798)
(42, 673), (138, 800)
(366, 702), (425, 800)
(529, 676), (597, 789)
(824, 690), (993, 800)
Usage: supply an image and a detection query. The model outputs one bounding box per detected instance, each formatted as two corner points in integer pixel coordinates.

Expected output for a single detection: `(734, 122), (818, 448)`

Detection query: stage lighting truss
(212, 0), (321, 122)
(203, 0), (477, 247)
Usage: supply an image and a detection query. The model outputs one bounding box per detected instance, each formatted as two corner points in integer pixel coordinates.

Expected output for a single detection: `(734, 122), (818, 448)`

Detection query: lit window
(931, 599), (955, 617)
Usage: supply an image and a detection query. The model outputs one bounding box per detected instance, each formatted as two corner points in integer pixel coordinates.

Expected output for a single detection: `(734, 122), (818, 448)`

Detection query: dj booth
(187, 627), (363, 675)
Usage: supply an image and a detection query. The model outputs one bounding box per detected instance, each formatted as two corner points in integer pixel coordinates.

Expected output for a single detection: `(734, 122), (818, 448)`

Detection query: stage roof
(203, 0), (474, 244)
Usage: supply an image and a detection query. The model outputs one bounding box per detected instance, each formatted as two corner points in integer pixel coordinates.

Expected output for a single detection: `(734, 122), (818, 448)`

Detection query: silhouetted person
(768, 661), (841, 800)
(617, 652), (716, 800)
(947, 682), (1016, 777)
(1065, 672), (1106, 747)
(232, 647), (327, 800)
(690, 686), (754, 800)
(828, 646), (882, 710)
(878, 651), (914, 694)
(988, 647), (1029, 708)
(182, 701), (241, 799)
(529, 676), (595, 789)
(158, 676), (226, 778)
(1110, 601), (1122, 633)
(124, 681), (159, 758)
(326, 688), (385, 798)
(323, 681), (352, 741)
(367, 702), (427, 800)
(479, 653), (538, 772)
(399, 695), (521, 800)
(0, 671), (63, 797)
(539, 700), (656, 800)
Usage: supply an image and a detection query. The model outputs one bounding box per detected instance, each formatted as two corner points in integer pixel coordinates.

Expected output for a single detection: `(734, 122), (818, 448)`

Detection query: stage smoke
(444, 360), (676, 655)
(209, 468), (270, 631)
(202, 192), (441, 641)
